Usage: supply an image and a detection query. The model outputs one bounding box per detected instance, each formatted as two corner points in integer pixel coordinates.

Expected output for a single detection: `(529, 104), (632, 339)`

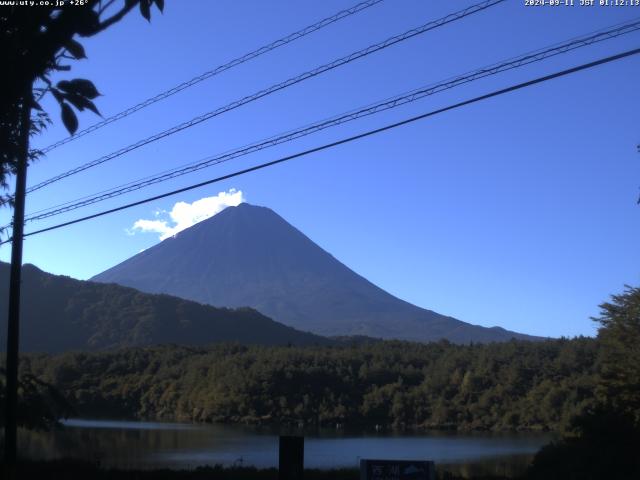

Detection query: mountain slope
(92, 203), (538, 343)
(0, 262), (330, 353)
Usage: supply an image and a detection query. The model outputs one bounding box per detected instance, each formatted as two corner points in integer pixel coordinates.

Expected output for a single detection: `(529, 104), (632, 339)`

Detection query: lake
(17, 419), (552, 478)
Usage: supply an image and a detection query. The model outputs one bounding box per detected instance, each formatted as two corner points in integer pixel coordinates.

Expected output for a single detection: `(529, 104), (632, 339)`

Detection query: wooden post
(279, 435), (304, 480)
(4, 90), (31, 465)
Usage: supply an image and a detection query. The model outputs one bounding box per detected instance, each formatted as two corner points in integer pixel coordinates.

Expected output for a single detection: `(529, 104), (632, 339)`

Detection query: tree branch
(98, 0), (118, 15)
(90, 1), (138, 36)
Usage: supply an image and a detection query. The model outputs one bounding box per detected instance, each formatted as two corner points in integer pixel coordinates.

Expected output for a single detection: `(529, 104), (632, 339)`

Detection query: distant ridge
(0, 262), (330, 353)
(93, 203), (540, 343)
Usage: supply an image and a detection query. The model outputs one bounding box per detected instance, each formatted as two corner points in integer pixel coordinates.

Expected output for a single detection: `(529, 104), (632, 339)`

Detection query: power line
(23, 18), (640, 222)
(26, 0), (506, 194)
(38, 0), (385, 154)
(6, 46), (638, 245)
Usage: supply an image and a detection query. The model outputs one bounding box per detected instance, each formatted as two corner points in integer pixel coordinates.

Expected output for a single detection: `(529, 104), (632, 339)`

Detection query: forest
(1, 285), (638, 479)
(21, 337), (598, 432)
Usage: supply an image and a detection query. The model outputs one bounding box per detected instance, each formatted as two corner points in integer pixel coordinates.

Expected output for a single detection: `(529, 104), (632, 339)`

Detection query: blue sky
(1, 0), (639, 338)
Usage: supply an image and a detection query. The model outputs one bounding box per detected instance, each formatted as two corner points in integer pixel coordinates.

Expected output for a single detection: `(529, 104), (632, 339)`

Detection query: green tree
(593, 285), (640, 421)
(527, 286), (640, 479)
(0, 368), (74, 431)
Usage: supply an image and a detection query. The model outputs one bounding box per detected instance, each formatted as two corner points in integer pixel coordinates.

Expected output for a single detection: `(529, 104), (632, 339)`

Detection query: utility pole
(4, 89), (31, 465)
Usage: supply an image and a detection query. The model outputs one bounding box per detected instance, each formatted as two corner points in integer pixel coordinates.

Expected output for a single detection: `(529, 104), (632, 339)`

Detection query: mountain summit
(93, 203), (537, 343)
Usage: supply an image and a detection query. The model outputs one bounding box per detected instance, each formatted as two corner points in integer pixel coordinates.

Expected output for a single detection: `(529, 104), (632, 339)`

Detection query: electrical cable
(26, 0), (506, 194)
(38, 0), (386, 154)
(23, 18), (640, 222)
(4, 46), (636, 245)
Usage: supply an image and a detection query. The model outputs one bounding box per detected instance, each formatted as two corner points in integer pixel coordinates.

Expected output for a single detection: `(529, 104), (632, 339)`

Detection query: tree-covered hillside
(0, 262), (330, 352)
(24, 338), (597, 432)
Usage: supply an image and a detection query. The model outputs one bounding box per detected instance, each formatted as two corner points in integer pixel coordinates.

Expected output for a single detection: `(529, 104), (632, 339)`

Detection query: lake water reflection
(17, 419), (551, 477)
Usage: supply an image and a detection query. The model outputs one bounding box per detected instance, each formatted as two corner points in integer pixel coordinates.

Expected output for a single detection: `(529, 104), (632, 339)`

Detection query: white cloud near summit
(129, 189), (245, 240)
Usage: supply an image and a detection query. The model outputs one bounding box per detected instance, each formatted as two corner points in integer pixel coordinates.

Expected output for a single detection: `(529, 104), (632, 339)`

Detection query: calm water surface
(18, 419), (551, 477)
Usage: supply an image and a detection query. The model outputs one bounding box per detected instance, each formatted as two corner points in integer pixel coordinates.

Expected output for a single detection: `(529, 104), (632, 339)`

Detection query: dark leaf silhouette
(82, 99), (101, 117)
(140, 0), (151, 21)
(50, 88), (64, 104)
(155, 0), (165, 12)
(30, 98), (43, 112)
(57, 79), (100, 99)
(61, 103), (78, 135)
(64, 39), (87, 60)
(75, 9), (101, 36)
(64, 93), (101, 117)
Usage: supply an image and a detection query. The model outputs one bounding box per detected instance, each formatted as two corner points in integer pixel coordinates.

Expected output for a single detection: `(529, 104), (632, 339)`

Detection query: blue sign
(360, 459), (436, 480)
